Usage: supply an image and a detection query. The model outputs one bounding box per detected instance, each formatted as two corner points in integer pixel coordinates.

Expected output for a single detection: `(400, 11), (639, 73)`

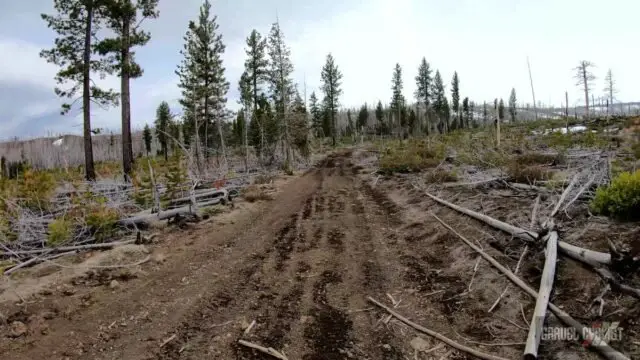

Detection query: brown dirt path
(0, 151), (411, 360)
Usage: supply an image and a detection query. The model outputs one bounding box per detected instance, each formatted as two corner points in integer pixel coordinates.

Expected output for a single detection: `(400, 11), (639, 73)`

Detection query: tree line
(40, 0), (619, 181)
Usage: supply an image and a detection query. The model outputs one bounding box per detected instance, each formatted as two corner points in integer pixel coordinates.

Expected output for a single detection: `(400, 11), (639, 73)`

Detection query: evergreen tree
(97, 0), (159, 179)
(390, 63), (405, 132)
(345, 109), (354, 137)
(176, 0), (230, 167)
(142, 123), (152, 155)
(267, 20), (295, 163)
(290, 88), (310, 158)
(375, 100), (387, 135)
(169, 118), (181, 153)
(408, 108), (417, 135)
(483, 101), (488, 124)
(243, 29), (268, 156)
(508, 88), (517, 122)
(431, 70), (447, 133)
(415, 57), (432, 134)
(462, 97), (470, 128)
(357, 103), (369, 132)
(155, 101), (171, 161)
(451, 71), (460, 128)
(234, 110), (246, 146)
(40, 0), (118, 181)
(309, 92), (323, 137)
(320, 53), (343, 146)
(498, 98), (505, 120)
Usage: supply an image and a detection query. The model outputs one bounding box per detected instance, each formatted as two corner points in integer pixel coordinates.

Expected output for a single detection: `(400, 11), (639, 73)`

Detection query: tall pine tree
(243, 29), (268, 158)
(142, 124), (152, 155)
(390, 63), (405, 134)
(451, 71), (460, 129)
(154, 101), (171, 161)
(357, 104), (369, 132)
(414, 57), (432, 134)
(267, 20), (295, 164)
(431, 70), (447, 133)
(320, 53), (343, 146)
(176, 0), (230, 169)
(97, 0), (159, 180)
(40, 0), (118, 181)
(308, 92), (322, 137)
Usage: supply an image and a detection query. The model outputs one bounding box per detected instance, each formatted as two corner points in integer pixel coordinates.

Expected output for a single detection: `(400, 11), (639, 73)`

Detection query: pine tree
(234, 111), (246, 146)
(431, 70), (447, 133)
(357, 104), (369, 132)
(169, 118), (181, 153)
(142, 124), (152, 155)
(243, 29), (268, 157)
(320, 53), (343, 146)
(375, 100), (387, 135)
(40, 0), (118, 181)
(176, 0), (230, 170)
(290, 88), (309, 157)
(390, 63), (405, 133)
(498, 99), (505, 120)
(154, 101), (171, 161)
(415, 57), (432, 134)
(408, 109), (417, 135)
(462, 97), (470, 128)
(451, 71), (460, 128)
(483, 101), (488, 124)
(97, 0), (159, 180)
(508, 88), (517, 122)
(267, 20), (295, 164)
(308, 92), (322, 137)
(238, 70), (251, 170)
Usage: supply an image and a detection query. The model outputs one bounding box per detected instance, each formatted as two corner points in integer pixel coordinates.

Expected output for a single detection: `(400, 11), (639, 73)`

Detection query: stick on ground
(238, 339), (289, 360)
(367, 297), (510, 360)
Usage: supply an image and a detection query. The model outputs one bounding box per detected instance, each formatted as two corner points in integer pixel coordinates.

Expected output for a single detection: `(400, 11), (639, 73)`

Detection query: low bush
(590, 170), (640, 220)
(506, 163), (553, 184)
(242, 185), (274, 202)
(47, 217), (73, 245)
(424, 169), (458, 183)
(515, 152), (565, 166)
(378, 140), (444, 174)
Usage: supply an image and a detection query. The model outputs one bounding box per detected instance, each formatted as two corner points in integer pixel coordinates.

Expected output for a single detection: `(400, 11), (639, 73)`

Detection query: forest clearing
(1, 0), (640, 359)
(1, 115), (640, 360)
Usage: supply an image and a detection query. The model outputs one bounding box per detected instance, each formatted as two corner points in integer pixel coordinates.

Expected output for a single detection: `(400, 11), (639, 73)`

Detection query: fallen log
(0, 239), (135, 257)
(550, 173), (579, 218)
(3, 251), (77, 275)
(431, 213), (630, 360)
(367, 297), (510, 360)
(421, 189), (611, 266)
(524, 230), (558, 360)
(168, 188), (228, 208)
(119, 198), (223, 226)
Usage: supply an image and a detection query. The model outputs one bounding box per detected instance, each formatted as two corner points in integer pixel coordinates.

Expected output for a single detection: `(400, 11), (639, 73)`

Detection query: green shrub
(48, 217), (73, 245)
(379, 140), (444, 174)
(425, 169), (458, 183)
(515, 152), (564, 166)
(590, 170), (640, 220)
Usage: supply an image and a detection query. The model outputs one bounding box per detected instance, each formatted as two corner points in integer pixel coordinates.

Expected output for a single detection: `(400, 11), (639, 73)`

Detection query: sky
(0, 0), (637, 139)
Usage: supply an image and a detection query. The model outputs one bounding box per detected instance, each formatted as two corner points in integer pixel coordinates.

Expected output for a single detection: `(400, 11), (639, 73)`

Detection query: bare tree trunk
(582, 67), (590, 120)
(527, 57), (538, 121)
(216, 116), (227, 170)
(243, 108), (248, 173)
(121, 16), (133, 181)
(565, 91), (569, 133)
(83, 3), (96, 181)
(193, 101), (203, 176)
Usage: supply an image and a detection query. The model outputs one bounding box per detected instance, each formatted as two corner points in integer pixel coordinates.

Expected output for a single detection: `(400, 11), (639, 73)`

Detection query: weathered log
(1, 240), (135, 257)
(119, 198), (223, 226)
(524, 231), (558, 360)
(421, 190), (611, 266)
(550, 174), (579, 218)
(431, 213), (630, 360)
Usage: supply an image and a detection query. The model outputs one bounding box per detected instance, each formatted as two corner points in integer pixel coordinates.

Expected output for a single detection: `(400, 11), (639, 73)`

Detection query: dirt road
(3, 149), (633, 359)
(0, 151), (416, 360)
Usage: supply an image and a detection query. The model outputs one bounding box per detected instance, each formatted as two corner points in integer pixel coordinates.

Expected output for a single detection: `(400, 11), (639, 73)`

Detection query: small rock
(42, 311), (56, 320)
(109, 280), (120, 289)
(151, 252), (166, 263)
(9, 321), (28, 338)
(382, 344), (391, 351)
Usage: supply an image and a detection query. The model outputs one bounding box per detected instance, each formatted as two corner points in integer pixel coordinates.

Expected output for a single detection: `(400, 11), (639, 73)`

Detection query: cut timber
(431, 213), (630, 360)
(367, 297), (510, 360)
(550, 174), (579, 218)
(421, 189), (611, 266)
(1, 240), (135, 257)
(524, 231), (558, 360)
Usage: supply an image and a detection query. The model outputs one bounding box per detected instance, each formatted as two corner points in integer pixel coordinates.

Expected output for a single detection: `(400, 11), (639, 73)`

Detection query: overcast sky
(0, 0), (637, 139)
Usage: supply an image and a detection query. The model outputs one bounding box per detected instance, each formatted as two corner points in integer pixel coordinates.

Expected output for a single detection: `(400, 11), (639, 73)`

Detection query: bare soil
(0, 149), (638, 359)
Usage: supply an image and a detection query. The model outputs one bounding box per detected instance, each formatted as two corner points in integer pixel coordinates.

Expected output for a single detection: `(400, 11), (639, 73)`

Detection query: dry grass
(506, 162), (554, 184)
(424, 169), (458, 183)
(242, 185), (274, 203)
(515, 152), (565, 166)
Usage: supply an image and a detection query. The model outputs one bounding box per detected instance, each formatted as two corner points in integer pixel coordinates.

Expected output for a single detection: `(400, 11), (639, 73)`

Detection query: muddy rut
(0, 151), (414, 360)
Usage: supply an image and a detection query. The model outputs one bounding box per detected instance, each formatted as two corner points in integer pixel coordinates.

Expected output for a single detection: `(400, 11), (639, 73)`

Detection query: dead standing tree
(574, 60), (596, 120)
